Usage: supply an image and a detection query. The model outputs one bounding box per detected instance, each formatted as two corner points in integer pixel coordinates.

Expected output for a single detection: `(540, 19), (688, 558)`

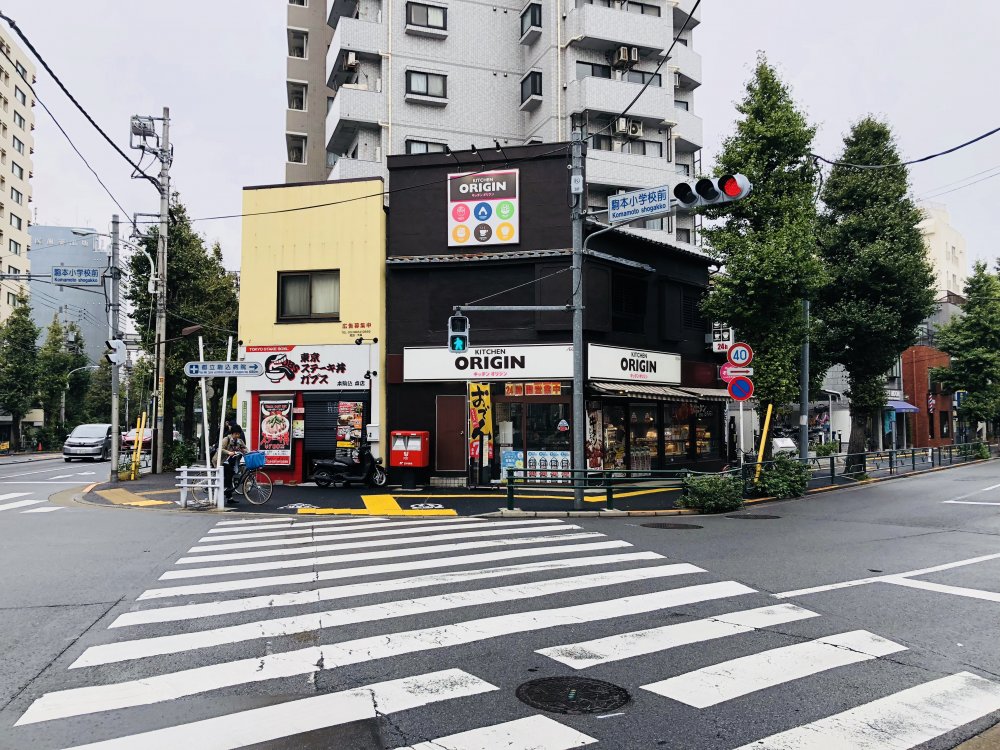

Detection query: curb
(0, 453), (62, 466)
(479, 507), (697, 518)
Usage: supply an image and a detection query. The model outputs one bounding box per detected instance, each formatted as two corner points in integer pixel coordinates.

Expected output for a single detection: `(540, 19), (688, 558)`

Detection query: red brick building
(902, 345), (954, 448)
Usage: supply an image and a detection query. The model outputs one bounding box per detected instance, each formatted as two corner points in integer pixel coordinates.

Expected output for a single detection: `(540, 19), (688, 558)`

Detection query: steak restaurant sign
(404, 345), (573, 381)
(587, 344), (681, 384)
(241, 345), (371, 390)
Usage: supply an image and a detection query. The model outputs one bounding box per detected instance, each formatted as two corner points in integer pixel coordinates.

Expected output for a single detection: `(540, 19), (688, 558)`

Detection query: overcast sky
(10, 1), (1000, 272)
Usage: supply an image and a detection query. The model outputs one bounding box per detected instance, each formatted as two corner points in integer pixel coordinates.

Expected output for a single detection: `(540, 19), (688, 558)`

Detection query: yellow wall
(239, 178), (387, 439)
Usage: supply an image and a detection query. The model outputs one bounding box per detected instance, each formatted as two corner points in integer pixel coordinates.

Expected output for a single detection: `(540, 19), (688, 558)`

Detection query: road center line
(943, 500), (1000, 506)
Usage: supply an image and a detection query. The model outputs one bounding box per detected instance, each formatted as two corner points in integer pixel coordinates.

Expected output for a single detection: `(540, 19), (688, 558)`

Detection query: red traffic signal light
(672, 174), (753, 209)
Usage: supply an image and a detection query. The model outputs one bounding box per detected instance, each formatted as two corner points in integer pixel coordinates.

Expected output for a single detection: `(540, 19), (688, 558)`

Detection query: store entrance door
(436, 395), (467, 471)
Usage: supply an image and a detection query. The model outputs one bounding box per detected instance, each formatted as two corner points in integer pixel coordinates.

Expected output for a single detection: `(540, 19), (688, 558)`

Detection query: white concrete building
(919, 202), (967, 296)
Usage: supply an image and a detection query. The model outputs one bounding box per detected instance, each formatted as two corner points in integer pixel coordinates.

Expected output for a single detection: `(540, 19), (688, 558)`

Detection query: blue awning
(887, 399), (919, 413)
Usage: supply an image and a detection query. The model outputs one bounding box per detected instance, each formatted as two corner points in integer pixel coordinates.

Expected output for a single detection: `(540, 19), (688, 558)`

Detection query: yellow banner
(468, 382), (493, 458)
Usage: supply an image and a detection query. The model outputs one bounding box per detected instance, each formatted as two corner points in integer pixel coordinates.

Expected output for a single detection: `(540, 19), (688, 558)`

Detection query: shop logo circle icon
(451, 225), (471, 244)
(474, 223), (493, 242)
(496, 201), (515, 220)
(452, 204), (471, 222)
(473, 202), (493, 221)
(496, 222), (515, 241)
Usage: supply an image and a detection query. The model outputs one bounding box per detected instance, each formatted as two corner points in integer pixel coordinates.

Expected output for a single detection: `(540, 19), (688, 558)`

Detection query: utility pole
(110, 215), (121, 484)
(153, 107), (171, 473)
(799, 299), (810, 460)
(570, 127), (585, 510)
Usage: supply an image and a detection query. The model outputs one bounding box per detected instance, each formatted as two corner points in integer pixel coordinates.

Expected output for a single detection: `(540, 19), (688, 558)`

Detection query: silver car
(63, 423), (112, 462)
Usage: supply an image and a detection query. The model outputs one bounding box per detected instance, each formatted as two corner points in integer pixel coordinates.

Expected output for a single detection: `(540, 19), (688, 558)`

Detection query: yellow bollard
(131, 412), (146, 480)
(754, 403), (773, 484)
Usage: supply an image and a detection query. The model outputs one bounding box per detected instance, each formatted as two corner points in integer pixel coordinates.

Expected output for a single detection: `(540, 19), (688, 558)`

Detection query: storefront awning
(679, 387), (731, 402)
(589, 382), (697, 402)
(887, 399), (919, 413)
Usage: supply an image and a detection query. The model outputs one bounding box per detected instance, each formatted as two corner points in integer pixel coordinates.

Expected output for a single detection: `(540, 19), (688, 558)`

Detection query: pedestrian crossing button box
(390, 430), (430, 468)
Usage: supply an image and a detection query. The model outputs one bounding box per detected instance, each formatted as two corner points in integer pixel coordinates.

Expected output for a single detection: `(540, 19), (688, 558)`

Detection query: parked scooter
(311, 442), (387, 488)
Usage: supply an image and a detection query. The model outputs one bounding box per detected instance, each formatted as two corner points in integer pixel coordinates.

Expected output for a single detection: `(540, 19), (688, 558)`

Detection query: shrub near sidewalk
(678, 474), (744, 514)
(756, 454), (810, 499)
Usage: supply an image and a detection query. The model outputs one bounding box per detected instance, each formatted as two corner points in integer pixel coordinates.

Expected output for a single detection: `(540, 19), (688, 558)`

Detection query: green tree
(0, 292), (39, 447)
(931, 263), (1000, 428)
(123, 196), (238, 442)
(701, 56), (825, 448)
(36, 317), (91, 429)
(818, 118), (936, 471)
(83, 359), (112, 424)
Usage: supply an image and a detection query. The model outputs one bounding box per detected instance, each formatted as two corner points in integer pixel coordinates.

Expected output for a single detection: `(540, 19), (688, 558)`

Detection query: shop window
(602, 404), (626, 470)
(629, 404), (658, 474)
(940, 410), (950, 438)
(277, 270), (340, 321)
(695, 402), (721, 458)
(664, 403), (691, 462)
(612, 273), (646, 333)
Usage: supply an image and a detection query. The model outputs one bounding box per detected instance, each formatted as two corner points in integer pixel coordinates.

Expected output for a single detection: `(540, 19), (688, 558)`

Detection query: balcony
(672, 0), (700, 28)
(565, 3), (670, 55)
(663, 106), (702, 151)
(586, 150), (674, 190)
(566, 76), (673, 125)
(328, 17), (384, 88)
(328, 0), (360, 27)
(328, 157), (386, 182)
(663, 39), (701, 89)
(326, 86), (385, 153)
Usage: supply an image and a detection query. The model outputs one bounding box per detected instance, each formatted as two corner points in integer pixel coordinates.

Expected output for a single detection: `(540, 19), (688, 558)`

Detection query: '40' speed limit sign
(727, 342), (754, 367)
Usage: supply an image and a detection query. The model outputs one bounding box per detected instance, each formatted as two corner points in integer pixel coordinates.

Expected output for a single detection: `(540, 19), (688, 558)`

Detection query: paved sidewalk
(0, 452), (61, 465)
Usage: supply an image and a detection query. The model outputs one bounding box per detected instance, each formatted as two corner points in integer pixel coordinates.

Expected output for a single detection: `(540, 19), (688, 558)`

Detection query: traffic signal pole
(570, 130), (585, 510)
(109, 215), (121, 485)
(153, 108), (171, 474)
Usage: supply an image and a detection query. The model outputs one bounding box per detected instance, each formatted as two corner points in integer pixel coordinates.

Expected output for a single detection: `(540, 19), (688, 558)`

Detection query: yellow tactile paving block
(97, 489), (175, 507)
(294, 495), (458, 516)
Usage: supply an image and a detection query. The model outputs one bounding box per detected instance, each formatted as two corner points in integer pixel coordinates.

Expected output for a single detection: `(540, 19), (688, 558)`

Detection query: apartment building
(284, 0), (702, 243)
(0, 26), (35, 322)
(919, 202), (967, 297)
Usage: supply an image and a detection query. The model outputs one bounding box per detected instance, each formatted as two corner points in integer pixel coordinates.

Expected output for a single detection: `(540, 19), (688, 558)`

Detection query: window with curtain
(278, 270), (340, 321)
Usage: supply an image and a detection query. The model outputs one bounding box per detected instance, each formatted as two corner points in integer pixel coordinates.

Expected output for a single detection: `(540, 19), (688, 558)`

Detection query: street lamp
(72, 229), (156, 294)
(61, 365), (100, 427)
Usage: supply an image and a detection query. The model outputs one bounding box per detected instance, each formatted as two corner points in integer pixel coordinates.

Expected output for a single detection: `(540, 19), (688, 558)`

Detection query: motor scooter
(311, 442), (387, 488)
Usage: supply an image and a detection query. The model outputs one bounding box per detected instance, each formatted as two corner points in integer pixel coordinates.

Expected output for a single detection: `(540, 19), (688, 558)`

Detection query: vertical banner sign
(259, 399), (293, 466)
(448, 169), (520, 247)
(468, 382), (493, 460)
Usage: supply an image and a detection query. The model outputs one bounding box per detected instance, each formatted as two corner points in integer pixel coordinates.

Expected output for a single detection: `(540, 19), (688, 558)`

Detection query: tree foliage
(83, 359), (113, 424)
(931, 263), (1000, 423)
(817, 118), (936, 465)
(36, 316), (91, 428)
(701, 56), (825, 422)
(0, 292), (39, 444)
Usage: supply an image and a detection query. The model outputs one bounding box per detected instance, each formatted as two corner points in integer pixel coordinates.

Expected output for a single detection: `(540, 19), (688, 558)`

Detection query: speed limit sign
(727, 342), (754, 367)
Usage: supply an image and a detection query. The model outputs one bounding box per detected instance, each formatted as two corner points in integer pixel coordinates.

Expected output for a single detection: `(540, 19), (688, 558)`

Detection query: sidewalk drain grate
(641, 522), (703, 530)
(725, 514), (781, 520)
(516, 677), (630, 715)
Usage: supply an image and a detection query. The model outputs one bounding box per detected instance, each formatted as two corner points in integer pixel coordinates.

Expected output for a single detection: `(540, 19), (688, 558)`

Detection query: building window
(14, 61), (25, 78)
(643, 217), (663, 230)
(286, 134), (306, 164)
(675, 99), (690, 111)
(612, 274), (647, 333)
(278, 270), (340, 321)
(13, 86), (25, 105)
(288, 29), (307, 58)
(12, 111), (24, 129)
(11, 135), (23, 155)
(6, 265), (17, 276)
(406, 70), (447, 98)
(940, 410), (950, 438)
(405, 139), (447, 154)
(520, 71), (542, 103)
(681, 286), (704, 328)
(676, 37), (688, 46)
(576, 61), (612, 80)
(5, 291), (15, 306)
(589, 134), (613, 151)
(9, 238), (19, 255)
(626, 139), (662, 157)
(675, 163), (690, 176)
(407, 2), (447, 29)
(9, 213), (20, 230)
(287, 82), (307, 111)
(625, 0), (660, 15)
(626, 70), (661, 87)
(289, 0), (307, 5)
(10, 187), (21, 204)
(676, 227), (692, 243)
(520, 3), (542, 36)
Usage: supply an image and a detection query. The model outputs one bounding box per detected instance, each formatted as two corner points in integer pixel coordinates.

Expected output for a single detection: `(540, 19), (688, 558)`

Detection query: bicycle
(231, 451), (273, 505)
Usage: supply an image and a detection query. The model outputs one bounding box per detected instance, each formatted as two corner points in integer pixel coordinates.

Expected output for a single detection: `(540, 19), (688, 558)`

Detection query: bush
(812, 441), (839, 457)
(974, 442), (991, 460)
(756, 454), (810, 498)
(166, 440), (199, 469)
(677, 474), (744, 514)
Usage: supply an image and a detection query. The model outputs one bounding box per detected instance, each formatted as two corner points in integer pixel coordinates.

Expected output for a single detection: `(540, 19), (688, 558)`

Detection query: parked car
(121, 428), (153, 451)
(63, 423), (112, 462)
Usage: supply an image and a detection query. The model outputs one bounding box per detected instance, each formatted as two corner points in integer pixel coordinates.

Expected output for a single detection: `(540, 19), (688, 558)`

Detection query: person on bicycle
(220, 425), (247, 505)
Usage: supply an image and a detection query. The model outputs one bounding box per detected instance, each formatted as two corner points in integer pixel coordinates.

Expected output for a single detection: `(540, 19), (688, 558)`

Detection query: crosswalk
(0, 492), (64, 513)
(9, 514), (1000, 748)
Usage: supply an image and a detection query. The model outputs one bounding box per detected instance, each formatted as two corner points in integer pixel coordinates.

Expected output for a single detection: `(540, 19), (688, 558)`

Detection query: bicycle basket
(244, 451), (267, 470)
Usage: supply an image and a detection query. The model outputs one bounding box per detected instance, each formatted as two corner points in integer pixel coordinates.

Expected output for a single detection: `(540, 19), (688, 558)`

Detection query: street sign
(728, 376), (754, 402)
(727, 342), (754, 367)
(53, 266), (103, 286)
(727, 367), (753, 377)
(608, 185), (671, 224)
(720, 362), (736, 383)
(184, 361), (264, 378)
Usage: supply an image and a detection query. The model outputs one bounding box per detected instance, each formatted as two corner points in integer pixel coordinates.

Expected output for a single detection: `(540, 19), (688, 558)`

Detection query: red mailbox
(390, 430), (430, 468)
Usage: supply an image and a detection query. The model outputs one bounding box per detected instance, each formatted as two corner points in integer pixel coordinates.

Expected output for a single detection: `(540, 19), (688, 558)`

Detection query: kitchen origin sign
(587, 344), (681, 384)
(404, 345), (572, 381)
(447, 169), (520, 247)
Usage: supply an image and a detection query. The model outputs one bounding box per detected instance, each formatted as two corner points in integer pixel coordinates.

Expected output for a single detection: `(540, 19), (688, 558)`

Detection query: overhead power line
(813, 124), (1000, 170)
(920, 167), (1000, 201)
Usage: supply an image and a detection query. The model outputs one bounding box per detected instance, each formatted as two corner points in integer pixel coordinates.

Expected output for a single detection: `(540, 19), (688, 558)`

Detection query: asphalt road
(3, 456), (1000, 749)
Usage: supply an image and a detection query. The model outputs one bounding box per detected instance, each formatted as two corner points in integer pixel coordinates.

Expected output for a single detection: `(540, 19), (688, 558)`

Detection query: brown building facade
(902, 345), (954, 448)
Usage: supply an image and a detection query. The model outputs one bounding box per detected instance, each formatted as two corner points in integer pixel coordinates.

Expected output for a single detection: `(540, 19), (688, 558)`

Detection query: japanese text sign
(608, 185), (671, 224)
(448, 169), (520, 247)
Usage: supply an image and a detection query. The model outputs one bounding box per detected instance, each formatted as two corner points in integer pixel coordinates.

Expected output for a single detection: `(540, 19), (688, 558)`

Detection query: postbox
(390, 430), (430, 468)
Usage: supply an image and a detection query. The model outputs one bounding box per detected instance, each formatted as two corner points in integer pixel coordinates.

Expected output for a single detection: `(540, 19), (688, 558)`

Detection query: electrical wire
(166, 309), (237, 335)
(463, 266), (573, 306)
(812, 124), (1000, 171)
(920, 168), (1000, 201)
(0, 11), (159, 190)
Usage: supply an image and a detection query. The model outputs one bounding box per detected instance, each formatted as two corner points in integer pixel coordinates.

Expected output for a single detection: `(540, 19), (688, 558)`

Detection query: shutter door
(304, 398), (340, 453)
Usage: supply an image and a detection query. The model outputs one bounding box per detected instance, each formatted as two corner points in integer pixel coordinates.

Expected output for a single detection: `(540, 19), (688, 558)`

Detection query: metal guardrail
(176, 465), (224, 509)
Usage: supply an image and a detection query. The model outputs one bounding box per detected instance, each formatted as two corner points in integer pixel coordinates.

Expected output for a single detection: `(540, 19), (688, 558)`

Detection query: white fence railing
(176, 465), (225, 509)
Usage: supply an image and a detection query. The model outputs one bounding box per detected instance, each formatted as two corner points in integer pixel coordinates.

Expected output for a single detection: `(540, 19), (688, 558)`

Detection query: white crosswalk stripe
(14, 515), (1000, 750)
(21, 506), (63, 513)
(0, 496), (42, 512)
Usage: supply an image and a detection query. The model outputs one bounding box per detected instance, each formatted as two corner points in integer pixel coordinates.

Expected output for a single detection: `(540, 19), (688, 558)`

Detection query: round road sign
(727, 342), (754, 367)
(728, 376), (754, 402)
(720, 362), (736, 383)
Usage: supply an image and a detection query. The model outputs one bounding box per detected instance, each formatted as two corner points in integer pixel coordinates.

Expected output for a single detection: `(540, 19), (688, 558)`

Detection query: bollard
(605, 471), (614, 510)
(829, 456), (836, 486)
(912, 448), (916, 472)
(889, 450), (895, 476)
(506, 468), (515, 511)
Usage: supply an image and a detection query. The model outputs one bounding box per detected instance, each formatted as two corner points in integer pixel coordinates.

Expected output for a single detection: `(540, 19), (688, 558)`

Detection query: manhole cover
(641, 522), (703, 530)
(516, 677), (630, 715)
(725, 514), (781, 520)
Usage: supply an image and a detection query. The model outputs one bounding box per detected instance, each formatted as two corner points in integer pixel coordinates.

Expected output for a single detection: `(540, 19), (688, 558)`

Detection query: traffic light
(105, 338), (127, 366)
(673, 173), (753, 209)
(448, 314), (469, 353)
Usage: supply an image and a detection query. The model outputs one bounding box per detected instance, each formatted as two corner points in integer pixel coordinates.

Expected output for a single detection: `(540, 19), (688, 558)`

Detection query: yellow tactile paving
(97, 489), (175, 507)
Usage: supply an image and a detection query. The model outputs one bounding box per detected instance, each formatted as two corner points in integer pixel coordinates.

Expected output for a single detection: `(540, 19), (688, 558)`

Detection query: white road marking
(21, 506), (62, 513)
(56, 669), (496, 749)
(160, 532), (606, 580)
(643, 630), (906, 708)
(20, 581), (754, 724)
(945, 482), (1000, 503)
(179, 522), (583, 563)
(0, 481), (94, 484)
(0, 492), (30, 501)
(76, 563), (703, 666)
(887, 576), (1000, 603)
(774, 552), (1000, 599)
(0, 498), (44, 512)
(392, 716), (597, 750)
(47, 474), (74, 479)
(202, 517), (485, 539)
(730, 671), (1000, 750)
(538, 603), (819, 669)
(138, 539), (634, 599)
(113, 551), (669, 627)
(213, 515), (375, 527)
(943, 500), (1000, 506)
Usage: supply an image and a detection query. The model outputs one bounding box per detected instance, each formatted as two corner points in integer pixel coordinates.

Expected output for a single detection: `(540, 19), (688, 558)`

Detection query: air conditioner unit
(344, 52), (359, 70)
(613, 46), (630, 68)
(627, 119), (644, 138)
(613, 117), (629, 135)
(630, 47), (639, 62)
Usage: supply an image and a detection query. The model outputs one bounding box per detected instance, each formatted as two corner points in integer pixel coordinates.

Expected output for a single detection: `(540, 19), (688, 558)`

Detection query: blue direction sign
(53, 266), (103, 286)
(184, 361), (264, 378)
(608, 185), (671, 224)
(728, 376), (754, 402)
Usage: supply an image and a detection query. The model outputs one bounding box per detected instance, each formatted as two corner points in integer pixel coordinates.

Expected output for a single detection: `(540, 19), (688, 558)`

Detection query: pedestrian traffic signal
(105, 338), (127, 366)
(448, 314), (469, 353)
(673, 173), (753, 209)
